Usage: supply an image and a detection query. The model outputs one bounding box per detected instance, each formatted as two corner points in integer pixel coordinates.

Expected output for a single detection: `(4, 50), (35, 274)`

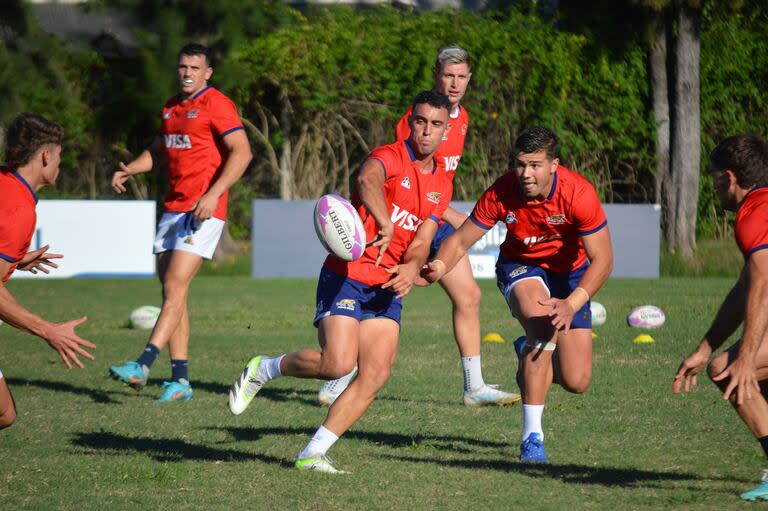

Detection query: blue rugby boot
(742, 470), (768, 501)
(109, 361), (148, 390)
(156, 380), (193, 403)
(520, 432), (548, 463)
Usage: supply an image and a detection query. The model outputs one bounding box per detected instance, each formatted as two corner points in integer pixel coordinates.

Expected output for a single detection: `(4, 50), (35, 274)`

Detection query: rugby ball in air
(314, 194), (366, 261)
(627, 305), (665, 329)
(590, 301), (607, 327)
(129, 305), (161, 330)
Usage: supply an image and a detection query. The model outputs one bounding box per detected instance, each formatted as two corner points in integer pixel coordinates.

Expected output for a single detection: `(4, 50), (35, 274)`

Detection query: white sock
(298, 425), (339, 459)
(461, 356), (485, 391)
(262, 355), (284, 381)
(522, 404), (544, 441)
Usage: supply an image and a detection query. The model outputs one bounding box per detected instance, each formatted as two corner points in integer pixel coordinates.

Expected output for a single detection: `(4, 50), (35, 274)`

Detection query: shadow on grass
(210, 425), (507, 452)
(70, 431), (290, 467)
(379, 453), (748, 489)
(6, 377), (133, 404)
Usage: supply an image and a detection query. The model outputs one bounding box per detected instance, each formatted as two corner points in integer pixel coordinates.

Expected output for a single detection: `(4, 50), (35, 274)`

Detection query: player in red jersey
(0, 113), (96, 430)
(673, 135), (768, 501)
(318, 45), (519, 407)
(424, 126), (613, 463)
(108, 43), (252, 402)
(228, 91), (453, 474)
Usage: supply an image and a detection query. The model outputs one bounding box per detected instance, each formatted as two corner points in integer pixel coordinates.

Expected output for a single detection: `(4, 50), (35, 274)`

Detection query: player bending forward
(228, 90), (453, 473)
(674, 134), (768, 501)
(424, 126), (612, 463)
(0, 113), (96, 430)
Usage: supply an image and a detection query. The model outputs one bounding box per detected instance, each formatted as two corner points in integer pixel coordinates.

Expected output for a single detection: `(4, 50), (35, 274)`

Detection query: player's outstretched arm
(441, 206), (468, 230)
(354, 159), (394, 266)
(423, 218), (486, 283)
(711, 250), (768, 404)
(112, 136), (164, 194)
(0, 261), (95, 369)
(382, 219), (439, 298)
(192, 129), (252, 222)
(673, 268), (747, 394)
(16, 245), (63, 275)
(540, 226), (614, 332)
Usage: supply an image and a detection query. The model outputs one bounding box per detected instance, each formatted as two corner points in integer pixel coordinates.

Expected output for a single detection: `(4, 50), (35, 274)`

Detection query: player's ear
(205, 66), (213, 81)
(550, 157), (560, 173)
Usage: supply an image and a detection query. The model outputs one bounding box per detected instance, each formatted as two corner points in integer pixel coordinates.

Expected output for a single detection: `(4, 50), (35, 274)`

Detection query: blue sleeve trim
(221, 126), (244, 137)
(429, 215), (441, 224)
(579, 220), (607, 236)
(469, 214), (493, 231)
(0, 252), (17, 263)
(748, 244), (768, 257)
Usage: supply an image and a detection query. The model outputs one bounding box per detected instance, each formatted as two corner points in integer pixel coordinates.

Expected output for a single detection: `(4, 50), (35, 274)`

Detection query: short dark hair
(411, 90), (451, 114)
(178, 43), (213, 67)
(709, 134), (768, 188)
(5, 113), (64, 169)
(514, 126), (559, 160)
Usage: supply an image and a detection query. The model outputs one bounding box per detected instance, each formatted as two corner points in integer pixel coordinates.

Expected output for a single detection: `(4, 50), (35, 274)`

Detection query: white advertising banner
(11, 200), (156, 279)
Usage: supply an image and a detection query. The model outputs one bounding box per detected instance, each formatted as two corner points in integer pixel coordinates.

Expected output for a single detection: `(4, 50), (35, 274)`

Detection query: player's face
(41, 144), (62, 186)
(434, 62), (471, 108)
(710, 169), (739, 211)
(408, 103), (449, 159)
(177, 54), (213, 99)
(515, 150), (559, 201)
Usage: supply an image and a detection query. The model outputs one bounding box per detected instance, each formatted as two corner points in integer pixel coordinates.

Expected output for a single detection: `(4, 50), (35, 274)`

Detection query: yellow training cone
(483, 332), (505, 343)
(633, 334), (655, 344)
(591, 331), (598, 340)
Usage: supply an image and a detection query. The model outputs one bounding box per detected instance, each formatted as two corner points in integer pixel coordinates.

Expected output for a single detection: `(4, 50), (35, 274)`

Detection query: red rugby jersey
(735, 187), (768, 258)
(325, 140), (453, 286)
(160, 86), (244, 220)
(395, 104), (469, 177)
(470, 165), (607, 274)
(0, 168), (38, 284)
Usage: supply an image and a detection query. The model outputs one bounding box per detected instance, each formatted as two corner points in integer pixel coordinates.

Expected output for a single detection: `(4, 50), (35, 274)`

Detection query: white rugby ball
(591, 301), (607, 327)
(314, 194), (366, 262)
(129, 305), (161, 330)
(627, 305), (665, 329)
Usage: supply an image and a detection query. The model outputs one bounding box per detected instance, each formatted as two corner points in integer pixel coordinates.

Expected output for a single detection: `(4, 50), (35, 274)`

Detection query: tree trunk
(278, 93), (293, 200)
(670, 4), (701, 259)
(649, 12), (673, 245)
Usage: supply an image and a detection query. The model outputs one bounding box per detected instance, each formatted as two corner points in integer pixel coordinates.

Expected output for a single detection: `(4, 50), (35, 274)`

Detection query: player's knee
(562, 373), (591, 394)
(320, 358), (357, 380)
(0, 407), (17, 430)
(358, 365), (391, 390)
(707, 355), (729, 385)
(454, 282), (481, 310)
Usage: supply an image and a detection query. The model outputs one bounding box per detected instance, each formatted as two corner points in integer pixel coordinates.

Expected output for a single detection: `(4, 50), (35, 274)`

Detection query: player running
(108, 43), (252, 402)
(228, 90), (454, 474)
(0, 113), (96, 430)
(423, 126), (613, 463)
(318, 45), (519, 407)
(673, 134), (768, 501)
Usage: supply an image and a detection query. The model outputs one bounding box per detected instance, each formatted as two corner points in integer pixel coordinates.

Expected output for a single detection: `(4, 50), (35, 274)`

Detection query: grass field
(0, 275), (760, 510)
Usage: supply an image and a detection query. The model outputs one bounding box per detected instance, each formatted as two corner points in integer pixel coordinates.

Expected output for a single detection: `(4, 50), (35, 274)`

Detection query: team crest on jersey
(426, 191), (442, 204)
(164, 134), (192, 149)
(401, 177), (411, 189)
(505, 211), (518, 224)
(163, 111), (171, 120)
(187, 109), (199, 119)
(335, 299), (356, 311)
(547, 214), (566, 225)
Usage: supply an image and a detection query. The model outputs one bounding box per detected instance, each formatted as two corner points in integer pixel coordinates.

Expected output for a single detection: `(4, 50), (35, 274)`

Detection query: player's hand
(41, 317), (96, 369)
(421, 260), (447, 284)
(17, 245), (63, 274)
(712, 355), (761, 405)
(192, 193), (218, 223)
(381, 261), (419, 298)
(112, 162), (132, 194)
(372, 221), (394, 267)
(539, 297), (575, 332)
(672, 348), (710, 394)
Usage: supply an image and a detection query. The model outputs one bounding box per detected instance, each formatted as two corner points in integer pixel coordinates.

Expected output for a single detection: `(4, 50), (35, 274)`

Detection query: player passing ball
(673, 134), (768, 502)
(227, 90), (453, 474)
(0, 113), (96, 430)
(423, 126), (613, 463)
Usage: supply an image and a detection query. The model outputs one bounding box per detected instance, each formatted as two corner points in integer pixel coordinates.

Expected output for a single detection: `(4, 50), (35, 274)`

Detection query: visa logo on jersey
(164, 134), (192, 149)
(444, 155), (461, 171)
(391, 203), (424, 232)
(522, 233), (562, 246)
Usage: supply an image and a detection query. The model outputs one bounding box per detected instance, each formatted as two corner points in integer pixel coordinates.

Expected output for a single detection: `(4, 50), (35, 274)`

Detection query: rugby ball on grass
(314, 194), (366, 261)
(590, 301), (607, 327)
(627, 305), (665, 329)
(129, 305), (161, 330)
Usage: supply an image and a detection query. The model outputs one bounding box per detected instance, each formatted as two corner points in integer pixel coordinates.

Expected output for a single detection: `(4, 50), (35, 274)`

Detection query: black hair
(514, 126), (559, 160)
(411, 90), (451, 113)
(178, 43), (213, 67)
(709, 134), (768, 187)
(5, 113), (64, 169)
